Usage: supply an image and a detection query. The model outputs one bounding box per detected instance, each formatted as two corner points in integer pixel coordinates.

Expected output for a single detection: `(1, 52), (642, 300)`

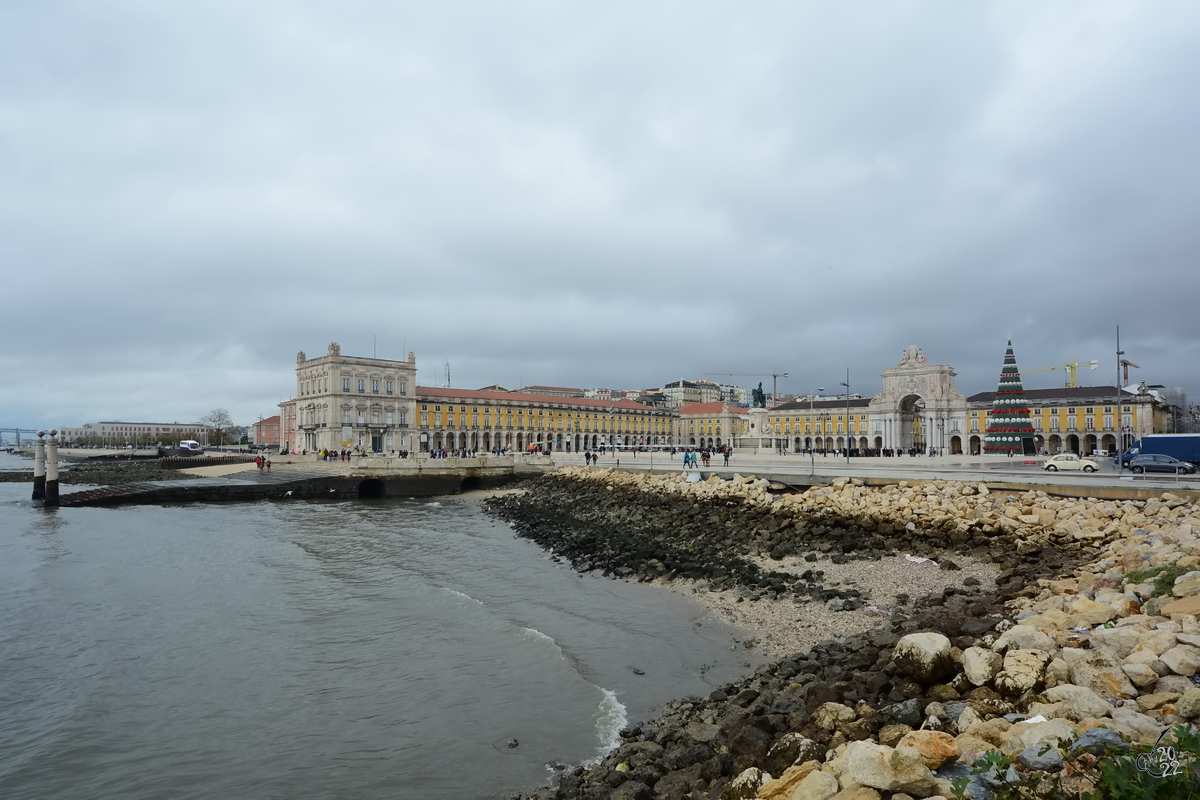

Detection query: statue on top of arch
(897, 344), (928, 368)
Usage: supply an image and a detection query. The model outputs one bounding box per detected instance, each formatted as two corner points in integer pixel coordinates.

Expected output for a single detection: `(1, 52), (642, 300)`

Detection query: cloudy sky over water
(3, 2), (1198, 429)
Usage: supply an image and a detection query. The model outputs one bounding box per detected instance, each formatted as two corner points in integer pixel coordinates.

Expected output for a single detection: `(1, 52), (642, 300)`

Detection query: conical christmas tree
(982, 340), (1038, 456)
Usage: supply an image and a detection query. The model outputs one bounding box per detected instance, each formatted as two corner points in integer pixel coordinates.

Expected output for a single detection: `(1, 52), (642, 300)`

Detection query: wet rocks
(892, 633), (954, 684)
(825, 740), (938, 795)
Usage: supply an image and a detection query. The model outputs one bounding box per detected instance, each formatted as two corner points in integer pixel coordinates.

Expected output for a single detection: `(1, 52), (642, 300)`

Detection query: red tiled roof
(256, 415), (280, 425)
(678, 402), (747, 415)
(416, 386), (659, 411)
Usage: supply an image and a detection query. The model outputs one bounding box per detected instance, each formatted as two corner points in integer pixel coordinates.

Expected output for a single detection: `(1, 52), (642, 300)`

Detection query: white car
(1043, 453), (1098, 473)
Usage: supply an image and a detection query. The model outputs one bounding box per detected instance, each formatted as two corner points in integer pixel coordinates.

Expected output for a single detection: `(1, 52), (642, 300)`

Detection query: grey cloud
(1, 1), (1197, 429)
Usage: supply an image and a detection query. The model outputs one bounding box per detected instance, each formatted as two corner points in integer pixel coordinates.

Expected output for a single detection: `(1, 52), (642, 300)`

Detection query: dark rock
(1017, 744), (1064, 772)
(653, 763), (704, 798)
(1067, 728), (1127, 757)
(876, 698), (923, 728)
(610, 781), (653, 800)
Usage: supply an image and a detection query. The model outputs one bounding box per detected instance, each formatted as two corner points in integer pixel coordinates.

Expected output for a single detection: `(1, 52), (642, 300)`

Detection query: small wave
(585, 688), (627, 765)
(516, 626), (568, 661)
(425, 501), (441, 507)
(439, 588), (483, 607)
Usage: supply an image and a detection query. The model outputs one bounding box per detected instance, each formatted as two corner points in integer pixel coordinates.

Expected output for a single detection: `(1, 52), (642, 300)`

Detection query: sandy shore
(659, 552), (999, 660)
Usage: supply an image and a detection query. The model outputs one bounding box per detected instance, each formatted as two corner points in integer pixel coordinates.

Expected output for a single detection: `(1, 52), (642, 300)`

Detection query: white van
(179, 440), (204, 453)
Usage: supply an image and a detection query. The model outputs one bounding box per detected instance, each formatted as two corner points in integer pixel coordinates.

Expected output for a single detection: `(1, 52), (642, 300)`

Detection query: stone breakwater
(488, 467), (1200, 799)
(0, 459), (204, 485)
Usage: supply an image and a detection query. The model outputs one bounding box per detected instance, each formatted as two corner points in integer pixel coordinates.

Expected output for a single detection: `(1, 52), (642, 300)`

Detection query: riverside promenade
(551, 449), (1200, 501)
(34, 447), (1200, 507)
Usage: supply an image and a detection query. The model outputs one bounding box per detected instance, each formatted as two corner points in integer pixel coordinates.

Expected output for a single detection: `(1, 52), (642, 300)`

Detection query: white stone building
(288, 342), (418, 453)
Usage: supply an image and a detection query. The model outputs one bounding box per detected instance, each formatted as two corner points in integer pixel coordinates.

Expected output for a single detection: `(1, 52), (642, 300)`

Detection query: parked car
(1128, 454), (1198, 475)
(1043, 454), (1099, 473)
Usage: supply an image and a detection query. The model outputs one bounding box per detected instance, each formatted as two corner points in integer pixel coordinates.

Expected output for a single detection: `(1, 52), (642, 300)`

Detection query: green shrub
(1123, 560), (1192, 599)
(951, 726), (1200, 799)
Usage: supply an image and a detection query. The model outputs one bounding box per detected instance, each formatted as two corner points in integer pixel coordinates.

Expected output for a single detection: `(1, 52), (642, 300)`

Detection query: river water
(0, 453), (759, 799)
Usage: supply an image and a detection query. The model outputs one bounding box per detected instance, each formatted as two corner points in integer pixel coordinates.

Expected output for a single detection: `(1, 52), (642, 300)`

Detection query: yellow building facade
(675, 403), (750, 448)
(416, 387), (674, 452)
(965, 385), (1164, 456)
(757, 399), (877, 453)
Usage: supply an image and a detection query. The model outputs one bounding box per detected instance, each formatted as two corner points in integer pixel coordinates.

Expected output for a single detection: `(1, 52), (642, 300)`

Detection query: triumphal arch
(867, 345), (968, 454)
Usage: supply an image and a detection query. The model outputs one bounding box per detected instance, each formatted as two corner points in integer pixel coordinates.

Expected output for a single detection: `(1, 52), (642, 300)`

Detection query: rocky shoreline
(486, 467), (1200, 799)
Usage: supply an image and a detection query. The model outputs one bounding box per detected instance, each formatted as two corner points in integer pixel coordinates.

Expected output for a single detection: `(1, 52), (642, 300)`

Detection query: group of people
(253, 455), (272, 470)
(430, 448), (475, 458)
(674, 447), (731, 468)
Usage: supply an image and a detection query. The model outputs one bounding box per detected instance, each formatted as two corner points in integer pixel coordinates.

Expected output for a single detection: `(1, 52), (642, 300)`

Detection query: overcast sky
(3, 2), (1198, 429)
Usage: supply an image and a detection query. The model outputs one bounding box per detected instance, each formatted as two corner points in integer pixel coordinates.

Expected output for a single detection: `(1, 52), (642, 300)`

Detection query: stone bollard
(32, 430), (46, 501)
(44, 429), (60, 507)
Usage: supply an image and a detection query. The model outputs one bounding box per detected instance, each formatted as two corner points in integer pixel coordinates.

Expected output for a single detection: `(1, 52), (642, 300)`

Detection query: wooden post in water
(32, 430), (46, 501)
(44, 429), (60, 507)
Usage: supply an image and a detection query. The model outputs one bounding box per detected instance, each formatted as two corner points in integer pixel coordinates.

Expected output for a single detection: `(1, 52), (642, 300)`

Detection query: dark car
(1128, 454), (1198, 475)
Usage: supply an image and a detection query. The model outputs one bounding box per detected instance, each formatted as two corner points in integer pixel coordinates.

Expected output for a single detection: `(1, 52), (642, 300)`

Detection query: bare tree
(199, 408), (236, 446)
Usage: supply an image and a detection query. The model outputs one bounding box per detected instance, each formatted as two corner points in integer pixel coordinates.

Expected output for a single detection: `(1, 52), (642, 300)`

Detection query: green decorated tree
(983, 340), (1038, 456)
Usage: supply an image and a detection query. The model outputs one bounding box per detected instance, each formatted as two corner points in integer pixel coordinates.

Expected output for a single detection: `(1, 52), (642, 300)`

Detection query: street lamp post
(1116, 326), (1125, 471)
(810, 387), (824, 476)
(840, 369), (851, 464)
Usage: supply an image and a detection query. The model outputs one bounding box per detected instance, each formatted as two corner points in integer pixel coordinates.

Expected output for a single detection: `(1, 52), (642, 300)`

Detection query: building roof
(256, 415), (280, 425)
(517, 385), (585, 394)
(678, 402), (748, 416)
(416, 386), (659, 411)
(966, 386), (1127, 403)
(475, 384), (510, 392)
(772, 398), (872, 411)
(92, 421), (204, 426)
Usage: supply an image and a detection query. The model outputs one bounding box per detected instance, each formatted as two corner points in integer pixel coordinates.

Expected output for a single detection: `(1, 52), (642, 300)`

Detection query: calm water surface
(0, 459), (758, 799)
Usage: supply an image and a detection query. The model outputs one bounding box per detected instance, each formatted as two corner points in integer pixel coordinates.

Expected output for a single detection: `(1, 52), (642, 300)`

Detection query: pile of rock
(505, 470), (1200, 799)
(557, 465), (1197, 556)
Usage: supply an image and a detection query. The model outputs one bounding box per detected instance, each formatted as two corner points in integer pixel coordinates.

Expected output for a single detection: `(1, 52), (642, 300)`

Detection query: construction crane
(1024, 358), (1099, 389)
(1120, 359), (1140, 385)
(703, 372), (789, 407)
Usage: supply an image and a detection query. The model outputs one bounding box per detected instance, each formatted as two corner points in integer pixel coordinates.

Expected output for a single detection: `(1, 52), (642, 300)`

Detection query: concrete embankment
(47, 457), (549, 506)
(490, 467), (1200, 799)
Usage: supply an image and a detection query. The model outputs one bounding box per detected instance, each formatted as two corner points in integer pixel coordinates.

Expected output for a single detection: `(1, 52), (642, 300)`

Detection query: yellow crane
(1024, 358), (1099, 389)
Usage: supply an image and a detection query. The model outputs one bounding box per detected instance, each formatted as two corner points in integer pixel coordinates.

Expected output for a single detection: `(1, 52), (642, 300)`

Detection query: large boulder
(896, 730), (958, 770)
(893, 633), (955, 684)
(791, 769), (840, 800)
(814, 702), (858, 730)
(962, 647), (1003, 686)
(1160, 644), (1200, 677)
(1122, 663), (1160, 688)
(718, 767), (766, 800)
(826, 741), (938, 795)
(1064, 597), (1118, 628)
(763, 733), (823, 777)
(1042, 684), (1113, 721)
(1177, 687), (1200, 719)
(994, 649), (1052, 697)
(1063, 648), (1138, 699)
(757, 760), (821, 800)
(1002, 719), (1076, 754)
(991, 625), (1056, 654)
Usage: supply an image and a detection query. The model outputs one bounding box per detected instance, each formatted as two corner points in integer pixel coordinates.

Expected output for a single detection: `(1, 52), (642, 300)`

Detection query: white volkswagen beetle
(1043, 453), (1099, 473)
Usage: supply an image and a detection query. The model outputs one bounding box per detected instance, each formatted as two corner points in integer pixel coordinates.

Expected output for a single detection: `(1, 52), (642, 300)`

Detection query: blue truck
(1117, 434), (1200, 468)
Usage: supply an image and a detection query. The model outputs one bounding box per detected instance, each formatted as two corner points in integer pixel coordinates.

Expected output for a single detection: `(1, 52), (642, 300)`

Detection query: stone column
(32, 430), (46, 500)
(45, 430), (60, 506)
